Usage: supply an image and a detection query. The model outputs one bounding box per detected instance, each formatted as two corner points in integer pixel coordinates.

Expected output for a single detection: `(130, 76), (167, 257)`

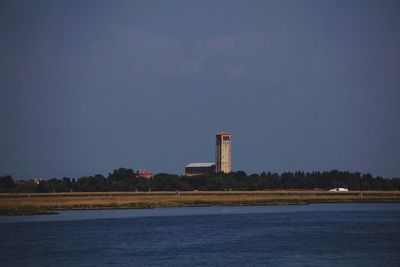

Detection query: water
(1, 204), (399, 266)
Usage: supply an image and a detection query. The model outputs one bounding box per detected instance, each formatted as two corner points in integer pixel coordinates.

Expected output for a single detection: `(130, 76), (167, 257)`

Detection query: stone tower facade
(215, 131), (232, 173)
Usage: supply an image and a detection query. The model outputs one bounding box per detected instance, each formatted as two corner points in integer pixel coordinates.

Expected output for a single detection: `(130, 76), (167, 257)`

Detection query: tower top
(216, 131), (231, 136)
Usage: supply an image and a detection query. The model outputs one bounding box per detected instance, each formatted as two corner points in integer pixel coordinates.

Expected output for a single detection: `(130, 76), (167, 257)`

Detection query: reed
(1, 190), (399, 215)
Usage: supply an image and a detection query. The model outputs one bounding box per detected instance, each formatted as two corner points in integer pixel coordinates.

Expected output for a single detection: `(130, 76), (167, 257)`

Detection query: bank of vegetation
(1, 168), (399, 193)
(1, 190), (400, 216)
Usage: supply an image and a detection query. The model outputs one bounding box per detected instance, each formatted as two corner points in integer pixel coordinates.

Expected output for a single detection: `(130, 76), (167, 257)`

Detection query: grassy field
(1, 190), (399, 215)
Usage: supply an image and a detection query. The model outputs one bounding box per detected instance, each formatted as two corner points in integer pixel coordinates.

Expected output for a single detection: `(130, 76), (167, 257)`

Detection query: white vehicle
(329, 187), (349, 192)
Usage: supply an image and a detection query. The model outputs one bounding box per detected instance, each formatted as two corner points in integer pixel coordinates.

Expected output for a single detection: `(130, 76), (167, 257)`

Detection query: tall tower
(215, 131), (232, 173)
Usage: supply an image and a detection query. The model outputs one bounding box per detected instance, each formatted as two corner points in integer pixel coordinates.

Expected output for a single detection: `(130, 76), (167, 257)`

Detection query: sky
(1, 0), (399, 179)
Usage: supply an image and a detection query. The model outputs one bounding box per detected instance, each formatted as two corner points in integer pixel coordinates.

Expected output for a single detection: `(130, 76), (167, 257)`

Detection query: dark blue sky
(1, 0), (399, 179)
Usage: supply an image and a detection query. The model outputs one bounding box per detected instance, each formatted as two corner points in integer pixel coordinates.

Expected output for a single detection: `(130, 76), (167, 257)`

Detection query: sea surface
(0, 204), (399, 266)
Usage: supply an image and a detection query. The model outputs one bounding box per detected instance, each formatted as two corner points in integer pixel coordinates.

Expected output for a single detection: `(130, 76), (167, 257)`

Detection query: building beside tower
(215, 131), (232, 173)
(184, 131), (232, 176)
(185, 163), (215, 176)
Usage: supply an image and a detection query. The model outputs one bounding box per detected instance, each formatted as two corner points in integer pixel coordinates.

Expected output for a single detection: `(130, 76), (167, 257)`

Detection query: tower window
(223, 136), (230, 141)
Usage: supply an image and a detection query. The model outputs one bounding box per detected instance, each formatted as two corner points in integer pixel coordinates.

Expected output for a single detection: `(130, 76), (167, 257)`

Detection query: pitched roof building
(185, 163), (215, 176)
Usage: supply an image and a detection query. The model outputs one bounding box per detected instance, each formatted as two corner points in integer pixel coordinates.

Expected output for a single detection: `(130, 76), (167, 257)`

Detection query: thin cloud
(85, 26), (292, 80)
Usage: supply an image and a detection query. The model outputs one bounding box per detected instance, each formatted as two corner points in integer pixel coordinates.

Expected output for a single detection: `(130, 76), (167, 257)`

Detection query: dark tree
(0, 175), (15, 191)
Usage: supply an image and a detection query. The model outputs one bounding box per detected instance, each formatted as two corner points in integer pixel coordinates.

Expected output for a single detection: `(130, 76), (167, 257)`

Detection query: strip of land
(1, 190), (399, 215)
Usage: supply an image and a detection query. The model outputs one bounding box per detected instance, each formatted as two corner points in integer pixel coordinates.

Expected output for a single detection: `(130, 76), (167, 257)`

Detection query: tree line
(0, 168), (399, 193)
